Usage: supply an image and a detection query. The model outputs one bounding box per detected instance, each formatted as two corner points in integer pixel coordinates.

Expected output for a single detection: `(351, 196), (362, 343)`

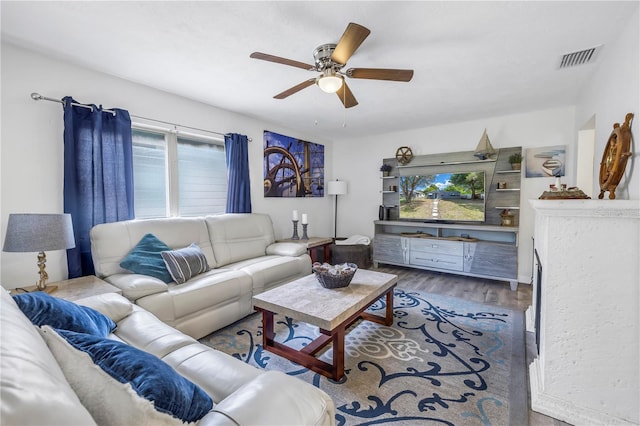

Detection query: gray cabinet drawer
(410, 238), (463, 256)
(410, 252), (464, 271)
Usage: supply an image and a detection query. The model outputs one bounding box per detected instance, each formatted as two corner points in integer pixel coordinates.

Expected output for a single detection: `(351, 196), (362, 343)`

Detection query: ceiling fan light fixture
(317, 70), (343, 93)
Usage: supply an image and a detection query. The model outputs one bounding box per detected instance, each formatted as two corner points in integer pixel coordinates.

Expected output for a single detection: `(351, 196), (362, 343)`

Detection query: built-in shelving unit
(375, 147), (522, 289)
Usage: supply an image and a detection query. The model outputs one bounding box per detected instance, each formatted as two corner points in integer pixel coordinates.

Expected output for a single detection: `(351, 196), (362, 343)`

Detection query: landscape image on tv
(399, 172), (486, 222)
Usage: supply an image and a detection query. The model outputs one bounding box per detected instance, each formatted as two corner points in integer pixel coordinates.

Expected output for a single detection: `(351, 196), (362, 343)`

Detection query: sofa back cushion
(91, 217), (216, 278)
(205, 214), (276, 267)
(0, 290), (97, 425)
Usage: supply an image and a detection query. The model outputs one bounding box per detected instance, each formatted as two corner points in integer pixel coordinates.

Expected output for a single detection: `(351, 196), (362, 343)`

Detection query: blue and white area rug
(200, 288), (523, 425)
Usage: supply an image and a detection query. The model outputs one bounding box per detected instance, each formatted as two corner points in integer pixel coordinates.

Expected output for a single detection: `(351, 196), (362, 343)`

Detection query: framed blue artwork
(263, 130), (325, 197)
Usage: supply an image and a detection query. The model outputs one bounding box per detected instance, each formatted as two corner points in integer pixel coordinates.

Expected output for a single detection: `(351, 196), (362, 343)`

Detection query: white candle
(292, 210), (298, 221)
(301, 213), (308, 224)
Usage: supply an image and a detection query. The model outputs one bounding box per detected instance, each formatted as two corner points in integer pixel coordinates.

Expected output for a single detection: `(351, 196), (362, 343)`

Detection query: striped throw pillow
(160, 243), (210, 284)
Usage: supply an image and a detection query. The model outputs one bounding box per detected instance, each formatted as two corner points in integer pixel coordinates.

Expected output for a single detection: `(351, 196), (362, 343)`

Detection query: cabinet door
(464, 242), (517, 279)
(373, 234), (405, 264)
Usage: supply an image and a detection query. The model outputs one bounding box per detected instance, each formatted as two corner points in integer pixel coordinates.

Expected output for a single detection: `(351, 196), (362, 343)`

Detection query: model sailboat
(474, 128), (496, 160)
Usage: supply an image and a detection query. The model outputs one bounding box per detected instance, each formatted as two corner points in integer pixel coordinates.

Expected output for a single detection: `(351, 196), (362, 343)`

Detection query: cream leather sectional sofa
(90, 213), (311, 339)
(1, 290), (336, 425)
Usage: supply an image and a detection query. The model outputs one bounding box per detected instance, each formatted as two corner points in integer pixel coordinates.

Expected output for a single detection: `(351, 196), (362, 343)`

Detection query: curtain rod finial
(30, 93), (43, 101)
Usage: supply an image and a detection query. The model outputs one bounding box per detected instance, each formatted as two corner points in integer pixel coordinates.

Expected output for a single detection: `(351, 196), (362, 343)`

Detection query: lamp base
(38, 285), (58, 294)
(36, 251), (50, 291)
(13, 284), (58, 295)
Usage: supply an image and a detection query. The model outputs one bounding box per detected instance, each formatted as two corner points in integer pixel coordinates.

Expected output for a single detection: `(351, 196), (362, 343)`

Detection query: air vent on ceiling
(559, 45), (602, 69)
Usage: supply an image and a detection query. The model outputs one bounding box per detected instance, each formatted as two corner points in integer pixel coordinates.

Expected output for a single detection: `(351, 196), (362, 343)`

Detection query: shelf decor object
(474, 128), (496, 160)
(598, 112), (633, 200)
(395, 146), (413, 165)
(327, 180), (348, 239)
(3, 213), (76, 291)
(509, 152), (523, 170)
(290, 220), (300, 240)
(379, 163), (392, 177)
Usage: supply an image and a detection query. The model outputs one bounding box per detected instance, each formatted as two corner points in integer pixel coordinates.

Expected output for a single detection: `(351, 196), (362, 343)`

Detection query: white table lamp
(327, 180), (348, 239)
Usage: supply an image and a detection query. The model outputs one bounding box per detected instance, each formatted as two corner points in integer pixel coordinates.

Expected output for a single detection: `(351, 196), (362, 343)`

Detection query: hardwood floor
(372, 264), (569, 426)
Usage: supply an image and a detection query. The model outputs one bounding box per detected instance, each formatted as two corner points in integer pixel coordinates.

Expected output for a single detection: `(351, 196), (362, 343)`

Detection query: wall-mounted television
(399, 171), (486, 223)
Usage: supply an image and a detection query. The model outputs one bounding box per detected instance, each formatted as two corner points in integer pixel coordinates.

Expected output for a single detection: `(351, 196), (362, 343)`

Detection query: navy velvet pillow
(57, 329), (213, 423)
(13, 292), (116, 337)
(120, 233), (173, 283)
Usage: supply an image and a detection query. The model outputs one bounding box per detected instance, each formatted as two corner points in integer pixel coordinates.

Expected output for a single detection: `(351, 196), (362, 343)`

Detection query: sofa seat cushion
(205, 370), (335, 426)
(0, 290), (97, 425)
(161, 342), (262, 404)
(13, 292), (116, 337)
(135, 269), (253, 323)
(225, 255), (311, 293)
(41, 326), (213, 425)
(120, 233), (174, 283)
(105, 273), (168, 301)
(74, 292), (134, 323)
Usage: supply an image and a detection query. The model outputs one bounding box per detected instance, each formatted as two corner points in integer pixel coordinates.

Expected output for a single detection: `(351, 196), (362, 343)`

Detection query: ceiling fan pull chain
(342, 82), (347, 128)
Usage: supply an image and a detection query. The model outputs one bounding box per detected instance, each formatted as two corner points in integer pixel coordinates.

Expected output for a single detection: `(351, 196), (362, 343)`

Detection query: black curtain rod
(30, 92), (252, 141)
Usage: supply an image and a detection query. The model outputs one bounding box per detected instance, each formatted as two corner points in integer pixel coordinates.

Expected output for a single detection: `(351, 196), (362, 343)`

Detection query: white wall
(332, 4), (638, 286)
(333, 107), (577, 284)
(0, 43), (335, 288)
(576, 6), (639, 201)
(3, 3), (636, 290)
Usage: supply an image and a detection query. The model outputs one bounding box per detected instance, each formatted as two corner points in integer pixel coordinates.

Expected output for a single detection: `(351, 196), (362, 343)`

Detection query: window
(132, 127), (227, 219)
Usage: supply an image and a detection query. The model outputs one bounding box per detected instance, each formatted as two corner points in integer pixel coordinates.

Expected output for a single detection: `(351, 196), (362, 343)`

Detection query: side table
(277, 236), (333, 263)
(9, 275), (122, 301)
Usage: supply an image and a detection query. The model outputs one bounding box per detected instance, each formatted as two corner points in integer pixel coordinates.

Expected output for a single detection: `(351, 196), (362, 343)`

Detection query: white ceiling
(1, 1), (637, 139)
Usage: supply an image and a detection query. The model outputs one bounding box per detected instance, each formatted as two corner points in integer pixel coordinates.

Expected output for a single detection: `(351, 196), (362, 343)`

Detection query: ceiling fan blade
(274, 79), (317, 99)
(250, 52), (315, 71)
(331, 23), (371, 65)
(346, 68), (414, 82)
(336, 81), (358, 108)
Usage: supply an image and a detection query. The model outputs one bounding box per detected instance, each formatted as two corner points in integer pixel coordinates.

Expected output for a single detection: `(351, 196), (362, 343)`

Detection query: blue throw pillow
(120, 233), (173, 283)
(13, 292), (116, 337)
(57, 329), (213, 423)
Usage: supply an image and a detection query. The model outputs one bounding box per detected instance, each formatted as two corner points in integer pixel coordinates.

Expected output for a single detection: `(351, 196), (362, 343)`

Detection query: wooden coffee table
(252, 269), (398, 380)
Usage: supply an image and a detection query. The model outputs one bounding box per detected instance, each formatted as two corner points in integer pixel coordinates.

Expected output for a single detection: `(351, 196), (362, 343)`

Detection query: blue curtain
(63, 97), (134, 277)
(224, 133), (252, 213)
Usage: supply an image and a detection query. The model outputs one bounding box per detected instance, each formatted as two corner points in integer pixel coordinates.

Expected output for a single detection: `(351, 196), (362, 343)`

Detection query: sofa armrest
(199, 370), (335, 426)
(266, 242), (307, 257)
(104, 273), (168, 301)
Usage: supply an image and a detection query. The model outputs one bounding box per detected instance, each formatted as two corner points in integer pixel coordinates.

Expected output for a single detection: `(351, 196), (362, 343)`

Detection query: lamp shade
(327, 180), (348, 195)
(3, 213), (75, 253)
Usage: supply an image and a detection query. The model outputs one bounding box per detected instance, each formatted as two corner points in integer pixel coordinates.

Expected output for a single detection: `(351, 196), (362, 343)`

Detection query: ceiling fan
(250, 22), (414, 108)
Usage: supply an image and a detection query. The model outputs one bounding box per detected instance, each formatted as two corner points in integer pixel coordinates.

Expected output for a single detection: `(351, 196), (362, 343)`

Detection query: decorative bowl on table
(312, 262), (358, 289)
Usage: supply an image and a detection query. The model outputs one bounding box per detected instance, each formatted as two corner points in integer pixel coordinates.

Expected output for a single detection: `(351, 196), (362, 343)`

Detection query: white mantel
(528, 199), (639, 425)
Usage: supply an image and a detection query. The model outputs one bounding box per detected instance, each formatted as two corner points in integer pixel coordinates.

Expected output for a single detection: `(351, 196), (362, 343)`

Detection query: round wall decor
(395, 146), (413, 165)
(598, 113), (633, 200)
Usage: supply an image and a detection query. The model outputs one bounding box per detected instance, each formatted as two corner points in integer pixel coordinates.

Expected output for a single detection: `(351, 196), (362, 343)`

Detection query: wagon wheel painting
(264, 146), (308, 197)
